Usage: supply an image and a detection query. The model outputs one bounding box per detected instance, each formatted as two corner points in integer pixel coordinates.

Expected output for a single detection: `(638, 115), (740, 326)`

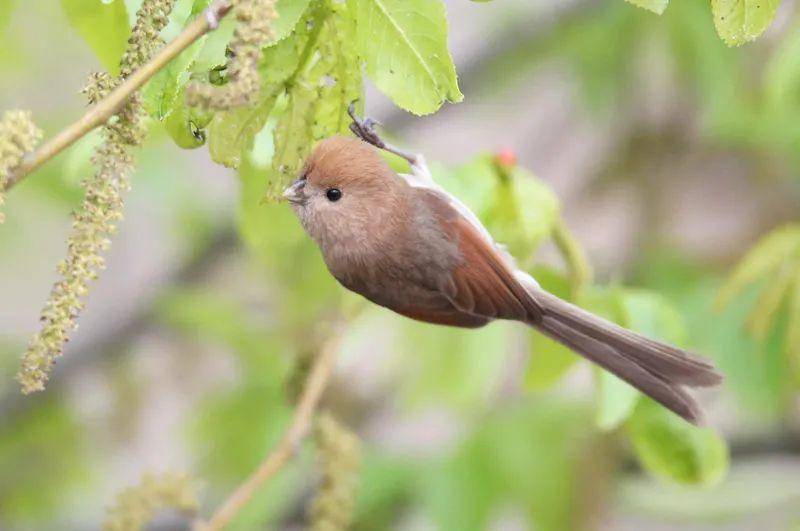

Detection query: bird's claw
(347, 102), (385, 149)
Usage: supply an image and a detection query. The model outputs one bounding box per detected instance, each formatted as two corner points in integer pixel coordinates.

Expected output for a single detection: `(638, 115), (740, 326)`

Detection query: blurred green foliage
(717, 224), (800, 380)
(1, 0), (800, 529)
(0, 396), (87, 522)
(421, 401), (602, 531)
(61, 0), (131, 75)
(156, 289), (307, 529)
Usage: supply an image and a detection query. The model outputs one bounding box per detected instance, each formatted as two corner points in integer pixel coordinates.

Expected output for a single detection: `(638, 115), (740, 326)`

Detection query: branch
(4, 0), (234, 191)
(197, 336), (340, 530)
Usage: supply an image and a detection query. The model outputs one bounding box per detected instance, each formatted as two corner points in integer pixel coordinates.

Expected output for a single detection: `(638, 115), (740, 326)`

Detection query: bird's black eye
(326, 188), (342, 202)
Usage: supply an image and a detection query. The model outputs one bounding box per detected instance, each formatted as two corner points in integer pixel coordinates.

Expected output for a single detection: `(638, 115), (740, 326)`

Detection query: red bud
(494, 148), (517, 168)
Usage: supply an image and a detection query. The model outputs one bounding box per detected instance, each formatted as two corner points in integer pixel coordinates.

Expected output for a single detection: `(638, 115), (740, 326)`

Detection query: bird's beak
(282, 178), (306, 205)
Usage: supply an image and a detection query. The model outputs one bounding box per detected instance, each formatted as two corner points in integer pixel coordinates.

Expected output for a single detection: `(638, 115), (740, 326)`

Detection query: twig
(3, 0), (234, 191)
(198, 336), (340, 530)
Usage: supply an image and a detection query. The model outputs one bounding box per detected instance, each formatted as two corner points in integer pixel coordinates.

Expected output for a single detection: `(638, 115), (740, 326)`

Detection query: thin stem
(4, 0), (234, 191)
(198, 336), (340, 530)
(552, 220), (593, 298)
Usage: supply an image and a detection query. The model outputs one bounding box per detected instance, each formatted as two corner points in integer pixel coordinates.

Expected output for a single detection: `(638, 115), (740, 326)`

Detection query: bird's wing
(399, 168), (541, 289)
(416, 188), (544, 323)
(398, 170), (495, 244)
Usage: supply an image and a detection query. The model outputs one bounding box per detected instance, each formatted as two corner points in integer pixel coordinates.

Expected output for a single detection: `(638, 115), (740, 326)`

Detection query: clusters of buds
(17, 75), (134, 393)
(0, 110), (42, 222)
(16, 0), (174, 394)
(186, 0), (277, 110)
(309, 414), (361, 531)
(103, 472), (200, 531)
(120, 0), (177, 79)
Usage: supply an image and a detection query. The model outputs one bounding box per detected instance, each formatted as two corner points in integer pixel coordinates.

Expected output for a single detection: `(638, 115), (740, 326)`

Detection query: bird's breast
(321, 206), (463, 314)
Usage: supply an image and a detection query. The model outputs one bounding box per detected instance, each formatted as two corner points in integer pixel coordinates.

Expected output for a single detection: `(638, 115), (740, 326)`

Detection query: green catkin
(0, 110), (43, 223)
(16, 0), (175, 394)
(309, 414), (361, 531)
(186, 0), (277, 110)
(103, 472), (200, 531)
(120, 0), (177, 78)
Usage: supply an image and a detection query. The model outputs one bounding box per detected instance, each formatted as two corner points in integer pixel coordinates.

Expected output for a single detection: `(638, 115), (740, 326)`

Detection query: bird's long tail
(526, 287), (722, 424)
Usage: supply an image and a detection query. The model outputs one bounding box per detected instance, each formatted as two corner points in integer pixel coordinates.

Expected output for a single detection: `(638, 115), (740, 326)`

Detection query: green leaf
(596, 371), (640, 431)
(622, 290), (688, 345)
(163, 92), (209, 149)
(625, 0), (669, 15)
(400, 319), (513, 411)
(207, 30), (303, 167)
(272, 0), (313, 43)
(711, 0), (781, 46)
(306, 0), (363, 140)
(484, 169), (560, 263)
(191, 6), (237, 73)
(764, 26), (800, 109)
(61, 0), (131, 75)
(435, 157), (497, 220)
(717, 224), (800, 309)
(444, 156), (560, 264)
(527, 333), (578, 391)
(354, 0), (463, 115)
(717, 225), (800, 374)
(628, 399), (729, 486)
(142, 0), (244, 120)
(746, 263), (796, 341)
(581, 286), (628, 325)
(686, 281), (792, 419)
(269, 1), (363, 196)
(208, 95), (278, 167)
(189, 0), (210, 14)
(271, 89), (316, 192)
(424, 401), (598, 531)
(507, 167), (561, 257)
(142, 31), (206, 119)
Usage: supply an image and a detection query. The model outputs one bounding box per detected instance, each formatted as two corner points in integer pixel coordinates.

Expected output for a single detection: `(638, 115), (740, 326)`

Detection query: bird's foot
(347, 102), (422, 167)
(348, 103), (386, 149)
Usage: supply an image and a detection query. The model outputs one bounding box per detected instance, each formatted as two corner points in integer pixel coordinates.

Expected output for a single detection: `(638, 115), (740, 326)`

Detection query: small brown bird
(283, 109), (722, 424)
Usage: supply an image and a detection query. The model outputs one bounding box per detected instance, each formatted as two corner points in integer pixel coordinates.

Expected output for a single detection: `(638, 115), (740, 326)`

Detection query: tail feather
(528, 288), (722, 424)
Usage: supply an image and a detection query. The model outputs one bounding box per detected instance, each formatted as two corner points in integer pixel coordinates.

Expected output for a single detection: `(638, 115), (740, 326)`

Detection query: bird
(282, 107), (722, 424)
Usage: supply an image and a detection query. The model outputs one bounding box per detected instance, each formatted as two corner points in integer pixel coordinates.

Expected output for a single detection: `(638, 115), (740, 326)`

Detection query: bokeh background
(2, 0), (800, 529)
